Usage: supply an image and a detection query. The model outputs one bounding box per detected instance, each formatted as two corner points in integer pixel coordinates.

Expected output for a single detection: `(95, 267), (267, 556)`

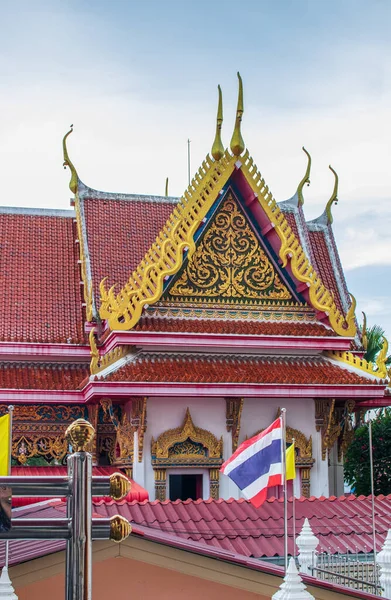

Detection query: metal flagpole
(281, 407), (288, 573)
(5, 405), (14, 570)
(187, 139), (191, 186)
(369, 420), (377, 569)
(292, 437), (296, 563)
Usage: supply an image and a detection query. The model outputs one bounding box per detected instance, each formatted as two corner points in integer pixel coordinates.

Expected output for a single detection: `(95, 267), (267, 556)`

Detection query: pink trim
(83, 381), (386, 400)
(100, 331), (352, 355)
(0, 390), (84, 403)
(0, 342), (90, 362)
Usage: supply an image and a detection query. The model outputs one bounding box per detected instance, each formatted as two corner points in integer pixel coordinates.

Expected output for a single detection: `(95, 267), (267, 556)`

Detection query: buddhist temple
(1, 73), (389, 504)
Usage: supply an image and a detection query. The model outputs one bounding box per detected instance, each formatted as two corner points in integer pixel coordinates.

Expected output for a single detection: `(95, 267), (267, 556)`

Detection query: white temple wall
(143, 396), (226, 500)
(139, 395), (330, 501)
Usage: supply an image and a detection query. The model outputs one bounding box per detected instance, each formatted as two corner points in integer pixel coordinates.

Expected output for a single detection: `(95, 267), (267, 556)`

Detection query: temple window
(169, 474), (203, 501)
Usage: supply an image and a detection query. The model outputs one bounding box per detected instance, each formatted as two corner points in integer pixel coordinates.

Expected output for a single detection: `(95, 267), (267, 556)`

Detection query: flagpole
(5, 405), (13, 570)
(292, 437), (296, 562)
(369, 420), (377, 569)
(281, 407), (288, 573)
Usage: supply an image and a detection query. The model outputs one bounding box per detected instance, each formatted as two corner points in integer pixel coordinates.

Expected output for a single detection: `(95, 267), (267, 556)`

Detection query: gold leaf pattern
(164, 194), (293, 304)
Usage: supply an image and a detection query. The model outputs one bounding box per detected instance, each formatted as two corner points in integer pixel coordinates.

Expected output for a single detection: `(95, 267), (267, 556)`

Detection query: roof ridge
(0, 206), (75, 217)
(78, 180), (179, 204)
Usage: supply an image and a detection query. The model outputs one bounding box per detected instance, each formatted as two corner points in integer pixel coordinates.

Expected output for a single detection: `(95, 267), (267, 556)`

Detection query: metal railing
(310, 551), (382, 595)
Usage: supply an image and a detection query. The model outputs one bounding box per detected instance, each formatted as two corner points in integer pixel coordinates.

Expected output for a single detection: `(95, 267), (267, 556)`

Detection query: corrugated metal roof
(93, 495), (391, 557)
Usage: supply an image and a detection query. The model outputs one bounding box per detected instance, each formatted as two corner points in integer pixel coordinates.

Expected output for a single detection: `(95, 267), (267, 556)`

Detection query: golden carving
(87, 404), (99, 461)
(322, 399), (341, 460)
(131, 397), (147, 462)
(98, 435), (116, 465)
(109, 472), (131, 500)
(109, 515), (132, 543)
(325, 166), (338, 225)
(212, 85), (224, 161)
(297, 147), (311, 207)
(89, 328), (100, 375)
(230, 72), (244, 156)
(226, 398), (244, 452)
(327, 339), (389, 380)
(209, 468), (220, 500)
(65, 419), (95, 453)
(338, 400), (356, 461)
(165, 194), (293, 304)
(100, 399), (133, 465)
(13, 435), (68, 465)
(152, 408), (222, 460)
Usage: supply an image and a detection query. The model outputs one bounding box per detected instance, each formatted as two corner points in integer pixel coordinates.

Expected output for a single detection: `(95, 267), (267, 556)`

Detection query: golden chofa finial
(325, 165), (339, 225)
(297, 147), (311, 206)
(211, 85), (224, 161)
(62, 124), (79, 194)
(362, 311), (368, 351)
(230, 72), (245, 157)
(165, 177), (169, 197)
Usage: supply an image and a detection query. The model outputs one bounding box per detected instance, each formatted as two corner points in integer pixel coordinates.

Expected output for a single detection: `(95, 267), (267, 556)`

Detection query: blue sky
(1, 0), (391, 337)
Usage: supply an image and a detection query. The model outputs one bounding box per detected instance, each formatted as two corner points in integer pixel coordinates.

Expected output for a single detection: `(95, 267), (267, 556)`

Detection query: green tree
(344, 409), (391, 495)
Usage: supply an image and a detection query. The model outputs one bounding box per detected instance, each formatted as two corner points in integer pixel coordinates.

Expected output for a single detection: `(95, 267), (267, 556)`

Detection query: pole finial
(230, 72), (245, 156)
(297, 147), (311, 206)
(62, 124), (79, 194)
(165, 177), (169, 197)
(211, 85), (224, 161)
(65, 418), (95, 452)
(325, 165), (339, 224)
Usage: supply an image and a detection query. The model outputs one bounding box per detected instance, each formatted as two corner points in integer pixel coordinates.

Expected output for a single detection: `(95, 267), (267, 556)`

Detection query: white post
(297, 518), (319, 576)
(0, 564), (18, 599)
(377, 529), (391, 599)
(272, 557), (314, 600)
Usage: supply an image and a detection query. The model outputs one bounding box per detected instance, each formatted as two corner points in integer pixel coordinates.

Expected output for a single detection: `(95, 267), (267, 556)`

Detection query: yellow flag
(0, 414), (11, 476)
(286, 443), (296, 481)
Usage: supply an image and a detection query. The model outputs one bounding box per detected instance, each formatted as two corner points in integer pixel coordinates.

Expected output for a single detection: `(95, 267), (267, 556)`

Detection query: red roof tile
(308, 230), (345, 315)
(93, 495), (391, 557)
(134, 316), (335, 337)
(0, 212), (84, 343)
(11, 466), (148, 507)
(103, 353), (373, 385)
(0, 362), (89, 389)
(82, 197), (174, 308)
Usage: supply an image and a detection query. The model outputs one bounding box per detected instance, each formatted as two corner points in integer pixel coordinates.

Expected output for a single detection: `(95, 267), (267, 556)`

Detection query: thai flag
(220, 418), (283, 508)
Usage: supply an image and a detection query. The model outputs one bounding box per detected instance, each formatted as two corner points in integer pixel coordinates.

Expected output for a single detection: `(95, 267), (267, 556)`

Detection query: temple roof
(0, 209), (85, 344)
(100, 353), (376, 386)
(133, 315), (336, 337)
(0, 362), (89, 390)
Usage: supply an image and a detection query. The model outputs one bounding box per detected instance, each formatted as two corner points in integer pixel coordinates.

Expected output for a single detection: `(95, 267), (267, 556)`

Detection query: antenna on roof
(187, 139), (191, 186)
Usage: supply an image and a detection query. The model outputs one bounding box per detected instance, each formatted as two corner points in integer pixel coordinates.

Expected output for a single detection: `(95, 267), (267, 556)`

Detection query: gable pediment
(162, 190), (300, 306)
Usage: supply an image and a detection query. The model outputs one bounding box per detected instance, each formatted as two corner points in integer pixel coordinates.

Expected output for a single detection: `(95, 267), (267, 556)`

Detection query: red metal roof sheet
(0, 212), (84, 343)
(134, 316), (335, 337)
(0, 363), (89, 390)
(82, 197), (174, 309)
(93, 495), (391, 557)
(102, 353), (373, 385)
(11, 466), (148, 507)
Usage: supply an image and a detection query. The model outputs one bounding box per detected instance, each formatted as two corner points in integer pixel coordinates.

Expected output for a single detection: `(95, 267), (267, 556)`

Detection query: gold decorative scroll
(164, 194), (294, 305)
(151, 408), (222, 460)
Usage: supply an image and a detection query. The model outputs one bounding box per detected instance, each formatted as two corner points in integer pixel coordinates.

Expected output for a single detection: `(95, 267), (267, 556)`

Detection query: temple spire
(211, 85), (224, 161)
(62, 125), (79, 194)
(325, 165), (339, 224)
(297, 147), (311, 206)
(230, 72), (245, 156)
(165, 177), (169, 197)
